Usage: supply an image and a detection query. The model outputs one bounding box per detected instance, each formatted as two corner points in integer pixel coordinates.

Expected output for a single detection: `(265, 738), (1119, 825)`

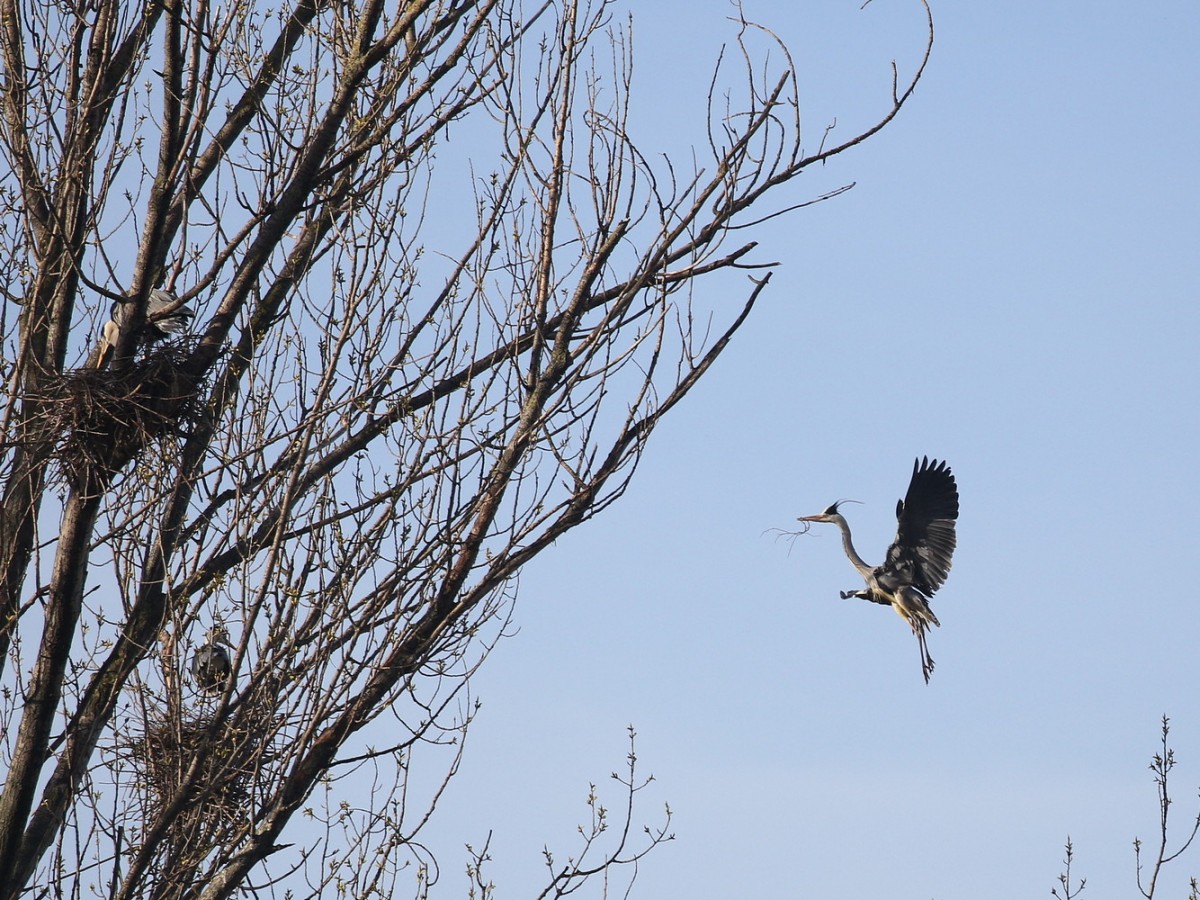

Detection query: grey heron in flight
(95, 289), (196, 369)
(190, 627), (234, 694)
(798, 457), (959, 683)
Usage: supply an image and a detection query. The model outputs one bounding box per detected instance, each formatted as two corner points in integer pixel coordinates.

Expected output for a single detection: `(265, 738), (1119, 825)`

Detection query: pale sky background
(410, 1), (1200, 897)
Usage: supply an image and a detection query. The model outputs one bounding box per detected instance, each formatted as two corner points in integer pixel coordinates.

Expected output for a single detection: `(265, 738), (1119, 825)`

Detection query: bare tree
(1135, 717), (1200, 899)
(1052, 837), (1087, 900)
(0, 0), (932, 896)
(1054, 716), (1200, 899)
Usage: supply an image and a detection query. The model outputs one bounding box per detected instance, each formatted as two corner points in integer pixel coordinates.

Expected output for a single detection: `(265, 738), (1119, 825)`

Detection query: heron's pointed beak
(797, 513), (827, 523)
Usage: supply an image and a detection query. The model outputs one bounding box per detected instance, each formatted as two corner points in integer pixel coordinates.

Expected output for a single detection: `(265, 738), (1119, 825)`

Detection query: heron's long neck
(833, 514), (873, 577)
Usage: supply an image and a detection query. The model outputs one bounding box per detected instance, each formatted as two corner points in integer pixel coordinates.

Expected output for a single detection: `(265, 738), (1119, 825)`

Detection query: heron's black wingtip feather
(906, 456), (958, 521)
(883, 456), (960, 598)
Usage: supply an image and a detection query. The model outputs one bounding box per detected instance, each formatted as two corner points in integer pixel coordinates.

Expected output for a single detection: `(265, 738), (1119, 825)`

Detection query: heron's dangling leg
(889, 587), (939, 683)
(840, 589), (891, 606)
(915, 624), (935, 684)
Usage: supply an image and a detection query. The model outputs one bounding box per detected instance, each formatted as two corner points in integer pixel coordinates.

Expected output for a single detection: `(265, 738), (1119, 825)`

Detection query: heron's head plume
(797, 499), (860, 524)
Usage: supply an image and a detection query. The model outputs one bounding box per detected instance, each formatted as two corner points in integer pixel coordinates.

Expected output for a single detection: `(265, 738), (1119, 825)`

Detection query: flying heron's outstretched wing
(879, 457), (958, 596)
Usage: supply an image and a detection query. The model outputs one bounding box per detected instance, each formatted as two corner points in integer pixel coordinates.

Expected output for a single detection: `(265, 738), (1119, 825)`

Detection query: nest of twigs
(31, 342), (203, 487)
(130, 694), (278, 839)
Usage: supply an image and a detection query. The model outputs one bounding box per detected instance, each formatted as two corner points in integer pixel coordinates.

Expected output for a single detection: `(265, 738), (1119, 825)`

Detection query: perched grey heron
(798, 457), (959, 683)
(191, 627), (234, 694)
(95, 289), (196, 369)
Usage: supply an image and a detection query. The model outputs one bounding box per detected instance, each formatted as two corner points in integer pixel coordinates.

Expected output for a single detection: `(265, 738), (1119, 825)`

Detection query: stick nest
(129, 692), (280, 841)
(31, 342), (204, 486)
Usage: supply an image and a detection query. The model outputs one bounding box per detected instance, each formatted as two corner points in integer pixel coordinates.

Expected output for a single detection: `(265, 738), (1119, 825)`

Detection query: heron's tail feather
(892, 588), (939, 631)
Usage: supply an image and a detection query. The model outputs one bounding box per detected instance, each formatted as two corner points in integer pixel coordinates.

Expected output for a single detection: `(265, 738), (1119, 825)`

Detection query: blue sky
(417, 2), (1200, 896)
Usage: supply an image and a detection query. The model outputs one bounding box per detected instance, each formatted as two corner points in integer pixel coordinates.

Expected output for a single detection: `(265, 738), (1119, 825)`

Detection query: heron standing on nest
(798, 457), (959, 683)
(191, 627), (234, 694)
(95, 289), (196, 369)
